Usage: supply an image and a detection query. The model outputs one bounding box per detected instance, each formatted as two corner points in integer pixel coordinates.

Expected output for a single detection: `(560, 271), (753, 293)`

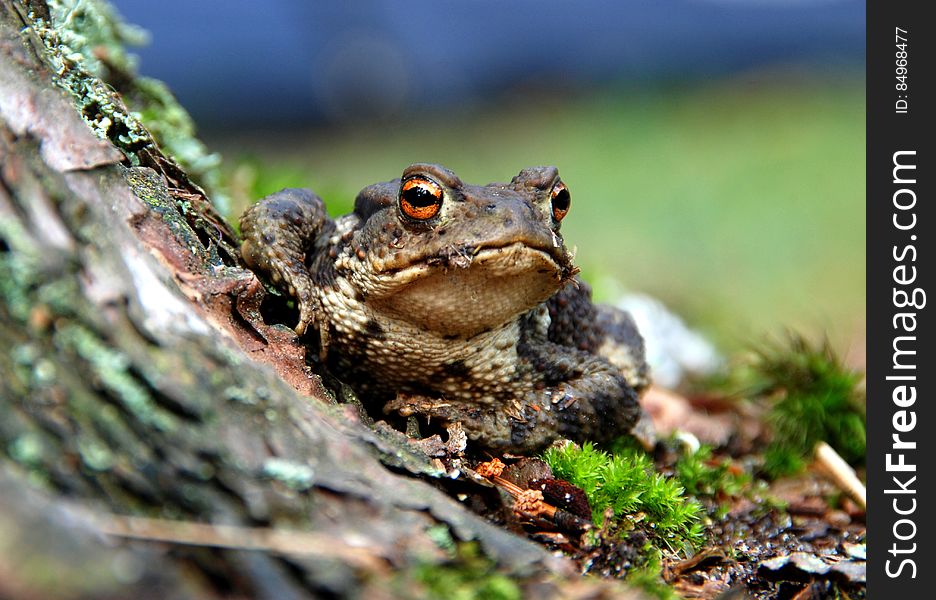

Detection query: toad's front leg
(239, 188), (333, 335)
(528, 344), (645, 448)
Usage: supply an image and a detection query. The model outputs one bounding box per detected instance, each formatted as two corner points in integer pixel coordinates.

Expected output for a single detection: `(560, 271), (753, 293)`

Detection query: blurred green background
(115, 1), (866, 361)
(214, 72), (865, 358)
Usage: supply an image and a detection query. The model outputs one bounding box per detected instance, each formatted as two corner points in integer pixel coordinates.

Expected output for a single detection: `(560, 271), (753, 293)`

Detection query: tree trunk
(0, 2), (644, 598)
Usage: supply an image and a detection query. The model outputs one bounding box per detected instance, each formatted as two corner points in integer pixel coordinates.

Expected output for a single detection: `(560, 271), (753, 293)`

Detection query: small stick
(89, 513), (387, 571)
(472, 461), (592, 531)
(813, 441), (866, 510)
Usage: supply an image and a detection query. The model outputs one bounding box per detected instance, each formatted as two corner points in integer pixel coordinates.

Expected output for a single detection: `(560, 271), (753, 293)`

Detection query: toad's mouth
(376, 233), (574, 276)
(378, 241), (576, 287)
(422, 240), (573, 276)
(365, 242), (577, 338)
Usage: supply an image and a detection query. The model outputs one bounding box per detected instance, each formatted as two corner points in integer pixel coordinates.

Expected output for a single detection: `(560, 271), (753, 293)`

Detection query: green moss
(409, 543), (521, 600)
(625, 552), (683, 600)
(674, 445), (750, 499)
(542, 442), (703, 552)
(671, 443), (762, 521)
(744, 335), (866, 478)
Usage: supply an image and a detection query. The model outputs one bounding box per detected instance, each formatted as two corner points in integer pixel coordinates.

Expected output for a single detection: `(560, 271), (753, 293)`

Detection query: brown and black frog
(239, 163), (650, 453)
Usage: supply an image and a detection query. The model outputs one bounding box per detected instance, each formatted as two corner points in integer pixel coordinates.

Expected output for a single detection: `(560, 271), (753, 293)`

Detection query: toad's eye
(550, 181), (571, 222)
(399, 177), (444, 221)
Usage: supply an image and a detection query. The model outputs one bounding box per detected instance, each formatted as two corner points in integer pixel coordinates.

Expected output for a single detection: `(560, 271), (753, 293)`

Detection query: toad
(239, 163), (650, 452)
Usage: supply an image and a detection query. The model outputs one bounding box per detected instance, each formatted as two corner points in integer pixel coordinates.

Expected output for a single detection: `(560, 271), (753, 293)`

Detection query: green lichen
(29, 0), (152, 158)
(223, 385), (253, 404)
(130, 77), (226, 209)
(28, 0), (228, 213)
(10, 344), (40, 389)
(123, 166), (220, 267)
(36, 275), (81, 317)
(261, 458), (315, 491)
(54, 324), (176, 432)
(45, 0), (149, 75)
(9, 433), (45, 467)
(31, 357), (57, 385)
(208, 342), (247, 370)
(77, 436), (115, 471)
(0, 224), (42, 324)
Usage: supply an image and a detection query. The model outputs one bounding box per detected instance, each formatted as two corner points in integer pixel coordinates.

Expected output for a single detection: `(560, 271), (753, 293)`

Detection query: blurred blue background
(116, 0), (863, 125)
(113, 0), (866, 359)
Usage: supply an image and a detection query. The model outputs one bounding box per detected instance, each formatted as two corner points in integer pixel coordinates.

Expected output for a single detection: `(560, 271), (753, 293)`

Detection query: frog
(239, 163), (650, 453)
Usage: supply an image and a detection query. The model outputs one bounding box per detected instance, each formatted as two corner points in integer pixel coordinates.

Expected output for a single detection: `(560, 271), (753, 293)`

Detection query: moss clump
(625, 551), (682, 600)
(745, 335), (865, 478)
(542, 442), (704, 552)
(408, 543), (521, 600)
(674, 444), (750, 499)
(673, 443), (760, 521)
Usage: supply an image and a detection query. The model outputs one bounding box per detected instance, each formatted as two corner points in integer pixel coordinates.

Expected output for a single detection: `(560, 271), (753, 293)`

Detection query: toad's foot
(385, 392), (569, 453)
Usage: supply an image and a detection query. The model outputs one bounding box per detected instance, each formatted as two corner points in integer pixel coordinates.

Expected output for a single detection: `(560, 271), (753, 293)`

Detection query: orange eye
(550, 181), (571, 222)
(399, 177), (444, 221)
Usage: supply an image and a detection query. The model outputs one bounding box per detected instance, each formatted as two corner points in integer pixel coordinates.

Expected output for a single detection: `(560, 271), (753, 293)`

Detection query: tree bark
(0, 2), (644, 598)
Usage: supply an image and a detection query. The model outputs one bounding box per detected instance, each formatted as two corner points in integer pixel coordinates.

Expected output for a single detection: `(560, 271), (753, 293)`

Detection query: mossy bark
(0, 2), (650, 598)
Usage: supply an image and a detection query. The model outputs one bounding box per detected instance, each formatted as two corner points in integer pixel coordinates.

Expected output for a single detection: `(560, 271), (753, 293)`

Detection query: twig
(473, 460), (591, 532)
(813, 441), (866, 510)
(88, 513), (388, 571)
